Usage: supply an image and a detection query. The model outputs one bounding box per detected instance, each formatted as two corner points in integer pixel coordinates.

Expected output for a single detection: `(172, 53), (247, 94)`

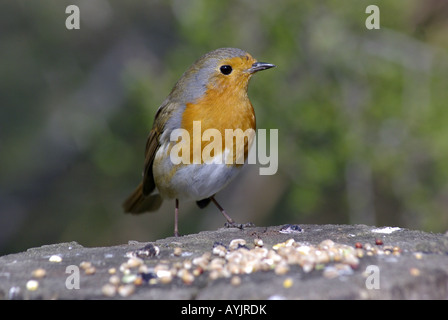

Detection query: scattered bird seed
(134, 276), (143, 286)
(49, 255), (62, 263)
(79, 261), (92, 270)
(84, 266), (96, 275)
(253, 238), (264, 247)
(31, 268), (46, 279)
(173, 247), (182, 256)
(179, 269), (194, 285)
(414, 252), (423, 260)
(117, 284), (135, 297)
(231, 276), (241, 286)
(100, 235), (403, 298)
(410, 268), (420, 276)
(109, 275), (121, 286)
(229, 239), (246, 251)
(108, 267), (117, 274)
(127, 257), (143, 268)
(212, 245), (227, 257)
(283, 278), (293, 288)
(26, 280), (39, 291)
(102, 284), (117, 297)
(122, 274), (137, 284)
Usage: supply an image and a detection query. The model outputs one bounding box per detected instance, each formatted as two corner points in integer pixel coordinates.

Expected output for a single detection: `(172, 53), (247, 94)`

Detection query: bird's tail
(122, 181), (163, 214)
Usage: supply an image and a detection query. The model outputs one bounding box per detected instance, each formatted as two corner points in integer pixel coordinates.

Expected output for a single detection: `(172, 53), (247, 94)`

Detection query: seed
(118, 284), (135, 297)
(231, 276), (241, 286)
(375, 239), (383, 245)
(209, 270), (220, 280)
(26, 280), (39, 291)
(285, 239), (295, 247)
(31, 268), (46, 279)
(193, 267), (203, 277)
(302, 262), (314, 273)
(355, 248), (364, 258)
(119, 262), (130, 273)
(158, 272), (173, 284)
(49, 255), (62, 263)
(319, 239), (335, 250)
(173, 247), (182, 256)
(134, 276), (143, 286)
(179, 269), (194, 285)
(108, 267), (117, 274)
(414, 252), (423, 260)
(102, 284), (117, 297)
(210, 257), (226, 270)
(138, 264), (149, 274)
(242, 262), (255, 274)
(156, 269), (171, 279)
(283, 278), (293, 288)
(154, 263), (169, 272)
(212, 245), (227, 257)
(192, 255), (210, 269)
(127, 257), (143, 268)
(254, 238), (264, 247)
(344, 255), (360, 269)
(410, 268), (420, 276)
(109, 275), (121, 285)
(314, 251), (330, 264)
(183, 260), (192, 270)
(274, 262), (290, 275)
(84, 266), (96, 275)
(122, 273), (137, 284)
(79, 261), (92, 270)
(229, 239), (246, 251)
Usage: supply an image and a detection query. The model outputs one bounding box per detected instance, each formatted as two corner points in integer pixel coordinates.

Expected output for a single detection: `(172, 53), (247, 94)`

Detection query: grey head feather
(172, 48), (249, 105)
(156, 48), (249, 143)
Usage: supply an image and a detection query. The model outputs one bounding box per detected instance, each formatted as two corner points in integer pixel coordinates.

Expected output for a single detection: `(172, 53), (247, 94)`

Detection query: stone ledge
(1, 224), (447, 299)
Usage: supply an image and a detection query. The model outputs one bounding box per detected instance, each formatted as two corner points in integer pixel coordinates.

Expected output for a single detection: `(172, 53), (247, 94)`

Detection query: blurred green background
(1, 0), (448, 255)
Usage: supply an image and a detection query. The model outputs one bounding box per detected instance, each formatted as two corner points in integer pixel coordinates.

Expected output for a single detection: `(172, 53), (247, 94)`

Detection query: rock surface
(1, 224), (448, 300)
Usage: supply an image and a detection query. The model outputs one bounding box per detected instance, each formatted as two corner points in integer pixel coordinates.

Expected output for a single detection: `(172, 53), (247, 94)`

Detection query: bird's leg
(211, 196), (255, 229)
(210, 196), (235, 225)
(174, 199), (180, 237)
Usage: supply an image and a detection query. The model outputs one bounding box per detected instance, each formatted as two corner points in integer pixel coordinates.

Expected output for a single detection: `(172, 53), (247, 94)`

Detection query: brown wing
(142, 128), (159, 196)
(141, 98), (181, 195)
(123, 96), (183, 214)
(122, 121), (162, 213)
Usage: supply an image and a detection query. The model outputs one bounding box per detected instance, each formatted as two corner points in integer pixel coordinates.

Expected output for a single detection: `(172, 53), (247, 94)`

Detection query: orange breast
(181, 82), (256, 165)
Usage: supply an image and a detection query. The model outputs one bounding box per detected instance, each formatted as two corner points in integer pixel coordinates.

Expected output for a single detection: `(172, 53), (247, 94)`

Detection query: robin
(123, 47), (275, 236)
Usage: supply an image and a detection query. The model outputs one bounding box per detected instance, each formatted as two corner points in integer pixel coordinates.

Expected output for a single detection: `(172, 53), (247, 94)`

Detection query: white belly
(153, 145), (243, 201)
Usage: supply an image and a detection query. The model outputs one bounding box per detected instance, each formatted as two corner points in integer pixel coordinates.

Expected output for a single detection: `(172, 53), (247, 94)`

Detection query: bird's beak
(247, 62), (276, 74)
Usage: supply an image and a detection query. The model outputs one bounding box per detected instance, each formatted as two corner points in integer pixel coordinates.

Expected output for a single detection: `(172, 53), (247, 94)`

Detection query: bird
(123, 47), (275, 237)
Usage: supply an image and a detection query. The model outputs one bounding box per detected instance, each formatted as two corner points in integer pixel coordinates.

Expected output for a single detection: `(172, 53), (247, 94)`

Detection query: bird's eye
(220, 65), (232, 75)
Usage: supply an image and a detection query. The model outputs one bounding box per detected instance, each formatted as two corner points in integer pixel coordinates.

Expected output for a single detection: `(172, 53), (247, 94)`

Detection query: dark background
(1, 0), (448, 255)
